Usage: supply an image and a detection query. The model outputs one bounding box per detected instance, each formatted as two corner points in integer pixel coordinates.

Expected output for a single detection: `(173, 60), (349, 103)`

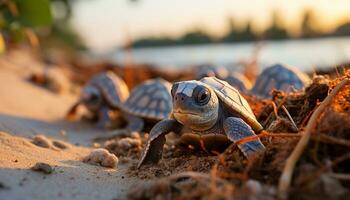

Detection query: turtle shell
(196, 65), (229, 80)
(251, 63), (311, 98)
(200, 77), (263, 132)
(88, 71), (129, 108)
(225, 72), (252, 92)
(122, 78), (172, 120)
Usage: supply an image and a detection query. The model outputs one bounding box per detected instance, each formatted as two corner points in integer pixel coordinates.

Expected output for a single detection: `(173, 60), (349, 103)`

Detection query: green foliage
(42, 22), (87, 51)
(0, 0), (53, 44)
(133, 9), (350, 48)
(130, 37), (176, 47)
(178, 30), (213, 45)
(263, 11), (289, 40)
(0, 0), (86, 52)
(334, 22), (350, 36)
(222, 22), (257, 42)
(132, 29), (213, 47)
(14, 0), (52, 27)
(0, 0), (53, 28)
(301, 9), (319, 38)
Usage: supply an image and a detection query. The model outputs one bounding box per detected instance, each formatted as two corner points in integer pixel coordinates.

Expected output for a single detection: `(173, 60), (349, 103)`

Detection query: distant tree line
(131, 10), (350, 48)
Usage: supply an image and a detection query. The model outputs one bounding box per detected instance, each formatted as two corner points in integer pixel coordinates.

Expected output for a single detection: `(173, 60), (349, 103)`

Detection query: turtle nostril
(175, 94), (186, 102)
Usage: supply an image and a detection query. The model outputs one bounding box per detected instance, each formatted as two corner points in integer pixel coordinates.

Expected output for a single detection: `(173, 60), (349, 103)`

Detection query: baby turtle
(138, 77), (265, 168)
(251, 63), (311, 98)
(196, 65), (251, 92)
(120, 78), (173, 133)
(66, 71), (129, 128)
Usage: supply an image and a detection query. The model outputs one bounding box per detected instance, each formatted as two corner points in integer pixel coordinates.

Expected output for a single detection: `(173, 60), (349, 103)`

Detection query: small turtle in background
(119, 78), (173, 133)
(196, 65), (252, 92)
(195, 65), (229, 80)
(66, 71), (129, 129)
(251, 63), (311, 98)
(138, 77), (265, 168)
(226, 71), (253, 92)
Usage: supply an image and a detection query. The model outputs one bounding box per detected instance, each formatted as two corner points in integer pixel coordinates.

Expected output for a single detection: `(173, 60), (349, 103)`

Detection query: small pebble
(244, 179), (262, 195)
(92, 142), (101, 148)
(0, 182), (9, 190)
(52, 140), (69, 149)
(31, 162), (54, 174)
(130, 132), (141, 139)
(117, 138), (142, 149)
(83, 148), (118, 168)
(32, 135), (51, 148)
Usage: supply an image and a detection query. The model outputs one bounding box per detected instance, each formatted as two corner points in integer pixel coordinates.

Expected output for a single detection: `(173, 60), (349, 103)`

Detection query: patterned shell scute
(88, 71), (129, 108)
(251, 63), (311, 98)
(200, 77), (263, 132)
(123, 78), (172, 120)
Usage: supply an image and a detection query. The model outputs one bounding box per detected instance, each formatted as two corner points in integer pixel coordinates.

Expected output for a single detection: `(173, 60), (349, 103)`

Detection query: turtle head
(171, 81), (219, 131)
(80, 86), (103, 111)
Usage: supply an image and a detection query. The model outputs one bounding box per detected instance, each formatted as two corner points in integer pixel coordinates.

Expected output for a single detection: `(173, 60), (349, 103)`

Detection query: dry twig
(329, 173), (350, 180)
(263, 98), (287, 127)
(235, 131), (301, 146)
(311, 134), (350, 148)
(277, 78), (349, 199)
(281, 105), (298, 131)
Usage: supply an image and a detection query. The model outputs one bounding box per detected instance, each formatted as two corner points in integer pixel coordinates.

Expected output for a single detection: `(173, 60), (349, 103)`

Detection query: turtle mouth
(173, 110), (199, 116)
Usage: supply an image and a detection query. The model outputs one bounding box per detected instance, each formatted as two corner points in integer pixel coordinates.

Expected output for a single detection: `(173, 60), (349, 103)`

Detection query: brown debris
(104, 133), (144, 159)
(259, 75), (330, 129)
(267, 118), (298, 133)
(126, 74), (350, 200)
(130, 153), (217, 179)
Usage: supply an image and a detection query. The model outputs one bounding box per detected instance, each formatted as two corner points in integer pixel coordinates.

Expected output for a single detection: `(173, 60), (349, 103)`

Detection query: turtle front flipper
(96, 106), (112, 129)
(124, 113), (144, 133)
(137, 119), (183, 168)
(223, 117), (265, 158)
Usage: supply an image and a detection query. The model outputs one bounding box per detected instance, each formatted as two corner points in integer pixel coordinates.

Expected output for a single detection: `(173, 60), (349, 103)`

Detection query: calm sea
(112, 36), (350, 72)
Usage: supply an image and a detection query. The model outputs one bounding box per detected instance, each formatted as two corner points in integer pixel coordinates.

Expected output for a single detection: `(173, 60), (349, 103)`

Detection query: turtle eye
(171, 83), (179, 97)
(89, 93), (100, 103)
(193, 86), (211, 105)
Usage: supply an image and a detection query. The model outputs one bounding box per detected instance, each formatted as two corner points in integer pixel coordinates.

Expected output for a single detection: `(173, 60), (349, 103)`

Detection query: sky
(71, 0), (350, 50)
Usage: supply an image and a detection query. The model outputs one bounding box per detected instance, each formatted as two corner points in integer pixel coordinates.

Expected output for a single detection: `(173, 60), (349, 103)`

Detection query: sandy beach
(0, 50), (139, 200)
(1, 49), (349, 200)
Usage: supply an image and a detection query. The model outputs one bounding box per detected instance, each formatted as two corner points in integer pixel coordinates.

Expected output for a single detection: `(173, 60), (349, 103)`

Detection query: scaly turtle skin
(196, 65), (251, 92)
(120, 78), (173, 133)
(251, 63), (311, 98)
(66, 71), (129, 128)
(138, 77), (265, 168)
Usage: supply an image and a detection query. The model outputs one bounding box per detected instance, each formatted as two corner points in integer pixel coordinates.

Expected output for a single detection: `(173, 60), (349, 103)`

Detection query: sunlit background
(2, 0), (349, 70)
(72, 0), (350, 49)
(62, 0), (350, 70)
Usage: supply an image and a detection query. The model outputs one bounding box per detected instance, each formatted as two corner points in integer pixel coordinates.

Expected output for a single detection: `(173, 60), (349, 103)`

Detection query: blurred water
(113, 36), (350, 71)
